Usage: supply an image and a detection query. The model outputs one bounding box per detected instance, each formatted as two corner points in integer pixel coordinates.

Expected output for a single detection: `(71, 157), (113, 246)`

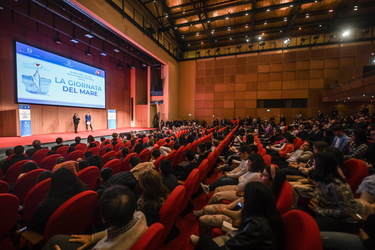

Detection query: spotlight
(85, 50), (92, 56)
(284, 38), (290, 45)
(206, 50), (211, 56)
(70, 38), (79, 44)
(259, 41), (265, 49)
(237, 45), (242, 52)
(227, 48), (231, 53)
(140, 62), (147, 67)
(313, 35), (320, 44)
(216, 48), (220, 55)
(300, 38), (306, 45)
(196, 51), (201, 57)
(328, 34), (335, 42)
(84, 33), (94, 39)
(113, 47), (120, 53)
(127, 64), (135, 69)
(342, 30), (350, 38)
(100, 51), (107, 56)
(248, 44), (253, 51)
(55, 38), (62, 45)
(117, 63), (122, 69)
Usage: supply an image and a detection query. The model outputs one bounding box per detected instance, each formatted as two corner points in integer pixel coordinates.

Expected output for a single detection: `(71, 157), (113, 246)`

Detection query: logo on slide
(21, 62), (52, 95)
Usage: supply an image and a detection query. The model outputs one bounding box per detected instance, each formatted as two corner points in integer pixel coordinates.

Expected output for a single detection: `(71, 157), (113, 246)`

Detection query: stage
(0, 127), (154, 157)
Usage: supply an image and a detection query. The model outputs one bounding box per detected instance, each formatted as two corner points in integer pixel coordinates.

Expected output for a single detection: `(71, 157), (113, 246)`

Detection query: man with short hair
(43, 185), (147, 250)
(70, 137), (82, 148)
(51, 137), (66, 151)
(26, 140), (47, 157)
(1, 145), (31, 175)
(331, 125), (350, 151)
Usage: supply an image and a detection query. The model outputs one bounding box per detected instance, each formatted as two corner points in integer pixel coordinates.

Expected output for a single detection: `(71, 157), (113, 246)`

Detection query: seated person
(160, 159), (178, 192)
(175, 149), (198, 181)
(1, 145), (31, 175)
(129, 157), (155, 180)
(51, 137), (66, 151)
(43, 185), (147, 250)
(26, 140), (48, 157)
(70, 137), (81, 148)
(18, 161), (39, 179)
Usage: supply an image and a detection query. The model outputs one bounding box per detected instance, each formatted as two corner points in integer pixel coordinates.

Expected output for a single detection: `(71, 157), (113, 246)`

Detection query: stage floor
(0, 127), (154, 149)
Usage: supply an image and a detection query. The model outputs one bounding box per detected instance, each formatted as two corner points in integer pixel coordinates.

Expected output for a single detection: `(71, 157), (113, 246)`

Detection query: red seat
(74, 143), (87, 152)
(0, 180), (9, 193)
(262, 154), (272, 165)
(65, 150), (84, 161)
(344, 159), (369, 196)
(102, 151), (117, 164)
(13, 169), (46, 204)
(138, 149), (151, 162)
(92, 141), (100, 147)
(100, 144), (113, 156)
(87, 147), (100, 155)
(165, 150), (177, 168)
(39, 154), (63, 171)
(179, 168), (200, 214)
(31, 149), (50, 164)
(293, 138), (304, 149)
(55, 146), (69, 157)
(173, 146), (185, 168)
(121, 153), (137, 172)
(130, 222), (164, 250)
(153, 155), (166, 171)
(21, 178), (51, 224)
(158, 185), (186, 245)
(282, 210), (323, 250)
(77, 166), (100, 190)
(114, 142), (125, 152)
(6, 160), (37, 184)
(43, 190), (98, 241)
(102, 159), (122, 175)
(259, 147), (266, 156)
(0, 194), (20, 240)
(196, 159), (209, 191)
(100, 139), (111, 148)
(276, 181), (293, 215)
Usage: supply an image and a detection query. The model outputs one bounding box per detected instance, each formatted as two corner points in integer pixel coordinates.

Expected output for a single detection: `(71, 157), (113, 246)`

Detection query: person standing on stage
(85, 112), (94, 132)
(73, 113), (80, 133)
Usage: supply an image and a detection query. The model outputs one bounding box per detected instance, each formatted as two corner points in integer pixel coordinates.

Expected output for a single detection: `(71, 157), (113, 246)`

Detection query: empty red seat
(39, 154), (63, 171)
(55, 146), (69, 157)
(0, 193), (20, 240)
(13, 168), (46, 204)
(102, 159), (122, 175)
(32, 149), (50, 164)
(65, 150), (84, 161)
(77, 166), (99, 190)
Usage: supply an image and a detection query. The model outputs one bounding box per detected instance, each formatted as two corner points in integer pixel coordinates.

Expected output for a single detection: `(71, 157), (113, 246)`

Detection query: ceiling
(137, 0), (375, 52)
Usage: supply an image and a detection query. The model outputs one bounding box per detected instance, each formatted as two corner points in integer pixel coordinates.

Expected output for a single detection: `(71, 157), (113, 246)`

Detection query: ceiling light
(306, 14), (309, 18)
(258, 36), (262, 40)
(84, 33), (94, 39)
(85, 50), (92, 56)
(284, 38), (290, 44)
(264, 21), (267, 25)
(342, 30), (350, 37)
(225, 17), (229, 19)
(70, 38), (79, 44)
(113, 48), (120, 53)
(329, 9), (333, 13)
(267, 9), (270, 11)
(229, 37), (232, 40)
(354, 6), (358, 11)
(280, 30), (283, 32)
(127, 64), (135, 69)
(100, 51), (107, 56)
(245, 13), (249, 15)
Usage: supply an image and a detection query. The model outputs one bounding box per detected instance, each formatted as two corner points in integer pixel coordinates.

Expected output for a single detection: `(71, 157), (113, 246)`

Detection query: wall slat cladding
(194, 42), (373, 123)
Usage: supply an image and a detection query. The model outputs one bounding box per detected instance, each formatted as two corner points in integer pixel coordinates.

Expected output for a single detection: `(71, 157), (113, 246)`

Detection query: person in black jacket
(193, 182), (285, 250)
(73, 113), (80, 133)
(0, 145), (31, 175)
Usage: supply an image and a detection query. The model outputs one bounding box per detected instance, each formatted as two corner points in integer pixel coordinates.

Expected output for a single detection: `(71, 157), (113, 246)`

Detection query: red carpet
(0, 127), (154, 149)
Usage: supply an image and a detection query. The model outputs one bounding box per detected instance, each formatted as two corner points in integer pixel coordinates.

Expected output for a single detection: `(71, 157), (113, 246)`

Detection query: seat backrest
(130, 223), (164, 250)
(276, 181), (293, 215)
(100, 144), (113, 156)
(21, 178), (51, 224)
(77, 166), (100, 190)
(65, 150), (84, 161)
(153, 155), (166, 171)
(102, 159), (122, 175)
(74, 143), (88, 152)
(138, 149), (151, 162)
(39, 154), (63, 171)
(179, 168), (200, 213)
(32, 149), (50, 164)
(197, 159), (209, 188)
(87, 147), (100, 155)
(102, 151), (117, 164)
(345, 159), (369, 195)
(173, 146), (186, 168)
(114, 142), (125, 152)
(55, 146), (69, 157)
(121, 153), (137, 172)
(262, 154), (272, 165)
(0, 180), (9, 193)
(92, 141), (100, 147)
(13, 168), (46, 204)
(0, 193), (20, 239)
(159, 185), (186, 244)
(165, 150), (177, 168)
(6, 160), (37, 184)
(282, 210), (323, 250)
(44, 190), (98, 241)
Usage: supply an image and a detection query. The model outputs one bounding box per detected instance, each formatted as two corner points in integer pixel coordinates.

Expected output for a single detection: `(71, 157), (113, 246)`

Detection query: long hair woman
(137, 170), (169, 226)
(194, 182), (285, 249)
(27, 168), (86, 234)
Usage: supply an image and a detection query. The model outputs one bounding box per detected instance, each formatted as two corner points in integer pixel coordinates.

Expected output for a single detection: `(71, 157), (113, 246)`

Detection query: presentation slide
(15, 41), (106, 109)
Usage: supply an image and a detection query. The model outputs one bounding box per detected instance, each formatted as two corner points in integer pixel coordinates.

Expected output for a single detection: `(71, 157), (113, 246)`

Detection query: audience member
(160, 159), (178, 192)
(1, 145), (31, 175)
(51, 137), (66, 151)
(26, 140), (47, 157)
